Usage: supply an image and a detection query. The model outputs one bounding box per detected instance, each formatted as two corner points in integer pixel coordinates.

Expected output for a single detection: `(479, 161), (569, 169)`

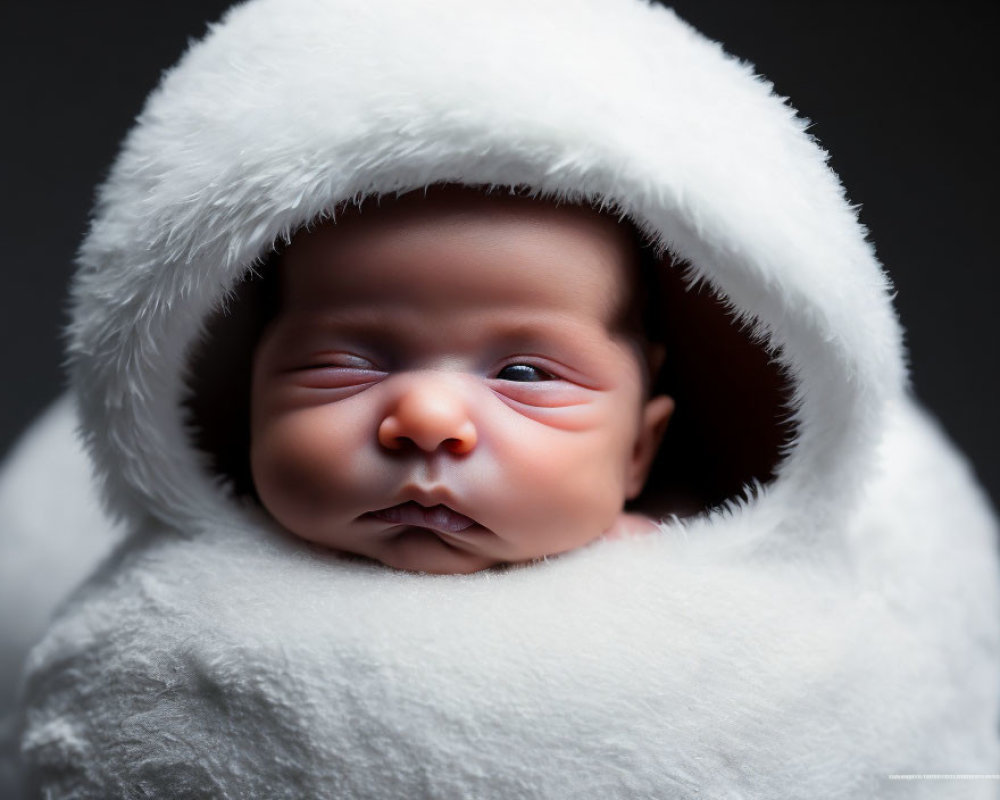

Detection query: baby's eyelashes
(306, 352), (380, 370)
(278, 351), (383, 376)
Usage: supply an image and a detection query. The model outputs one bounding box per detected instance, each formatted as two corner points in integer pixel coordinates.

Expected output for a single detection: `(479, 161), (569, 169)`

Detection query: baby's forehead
(279, 188), (646, 320)
(290, 188), (634, 258)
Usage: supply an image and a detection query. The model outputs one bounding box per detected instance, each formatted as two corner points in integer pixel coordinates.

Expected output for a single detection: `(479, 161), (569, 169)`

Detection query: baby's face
(250, 192), (672, 574)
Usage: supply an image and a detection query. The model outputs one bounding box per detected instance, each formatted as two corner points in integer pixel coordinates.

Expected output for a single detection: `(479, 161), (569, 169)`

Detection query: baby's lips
(368, 501), (477, 533)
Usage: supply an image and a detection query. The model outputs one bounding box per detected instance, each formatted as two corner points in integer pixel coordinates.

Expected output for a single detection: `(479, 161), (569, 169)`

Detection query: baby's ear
(625, 394), (674, 500)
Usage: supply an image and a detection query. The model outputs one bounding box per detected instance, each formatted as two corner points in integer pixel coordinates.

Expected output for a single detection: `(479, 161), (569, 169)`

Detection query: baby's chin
(381, 515), (660, 573)
(355, 527), (505, 575)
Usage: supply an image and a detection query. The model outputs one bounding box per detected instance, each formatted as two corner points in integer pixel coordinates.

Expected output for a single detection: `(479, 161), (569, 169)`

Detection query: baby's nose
(377, 377), (477, 455)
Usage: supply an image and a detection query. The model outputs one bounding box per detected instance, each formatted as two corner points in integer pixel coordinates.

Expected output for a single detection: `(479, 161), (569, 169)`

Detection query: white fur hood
(17, 0), (1000, 796)
(70, 0), (904, 538)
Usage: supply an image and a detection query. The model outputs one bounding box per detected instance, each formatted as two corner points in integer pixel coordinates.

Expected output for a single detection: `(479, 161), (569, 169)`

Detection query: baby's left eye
(495, 364), (554, 382)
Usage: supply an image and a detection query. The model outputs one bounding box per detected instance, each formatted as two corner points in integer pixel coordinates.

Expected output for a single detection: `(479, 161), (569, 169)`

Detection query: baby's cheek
(560, 449), (629, 533)
(251, 410), (351, 526)
(498, 426), (626, 540)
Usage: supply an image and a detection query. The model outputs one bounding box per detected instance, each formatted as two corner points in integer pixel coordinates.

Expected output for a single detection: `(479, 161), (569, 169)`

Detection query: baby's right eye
(310, 353), (378, 370)
(285, 351), (384, 392)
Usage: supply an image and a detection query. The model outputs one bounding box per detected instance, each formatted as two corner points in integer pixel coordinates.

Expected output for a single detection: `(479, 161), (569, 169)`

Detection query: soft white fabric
(0, 398), (122, 798)
(7, 0), (999, 796)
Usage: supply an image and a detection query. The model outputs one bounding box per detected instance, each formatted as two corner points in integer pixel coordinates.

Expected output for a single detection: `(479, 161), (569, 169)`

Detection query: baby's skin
(250, 189), (674, 574)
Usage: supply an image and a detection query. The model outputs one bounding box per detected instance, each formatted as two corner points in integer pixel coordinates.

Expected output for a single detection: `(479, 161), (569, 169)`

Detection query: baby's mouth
(366, 501), (478, 534)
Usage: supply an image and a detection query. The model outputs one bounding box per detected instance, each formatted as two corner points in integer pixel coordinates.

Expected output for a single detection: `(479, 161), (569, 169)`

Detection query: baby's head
(250, 187), (674, 573)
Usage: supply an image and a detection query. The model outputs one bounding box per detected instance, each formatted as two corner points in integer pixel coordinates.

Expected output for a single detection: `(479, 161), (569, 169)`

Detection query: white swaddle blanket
(5, 0), (999, 796)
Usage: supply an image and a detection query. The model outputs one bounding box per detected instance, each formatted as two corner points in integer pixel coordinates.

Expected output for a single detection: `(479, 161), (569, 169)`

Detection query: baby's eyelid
(297, 352), (382, 371)
(337, 353), (378, 368)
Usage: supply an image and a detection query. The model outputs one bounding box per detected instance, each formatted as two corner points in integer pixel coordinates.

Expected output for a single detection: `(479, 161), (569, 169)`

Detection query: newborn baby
(250, 188), (675, 574)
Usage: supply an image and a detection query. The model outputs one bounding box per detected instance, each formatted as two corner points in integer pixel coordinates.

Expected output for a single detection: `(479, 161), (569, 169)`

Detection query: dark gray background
(2, 1), (997, 510)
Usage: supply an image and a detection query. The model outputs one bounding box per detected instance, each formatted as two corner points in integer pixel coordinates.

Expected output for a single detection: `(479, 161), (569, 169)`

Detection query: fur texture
(6, 0), (999, 796)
